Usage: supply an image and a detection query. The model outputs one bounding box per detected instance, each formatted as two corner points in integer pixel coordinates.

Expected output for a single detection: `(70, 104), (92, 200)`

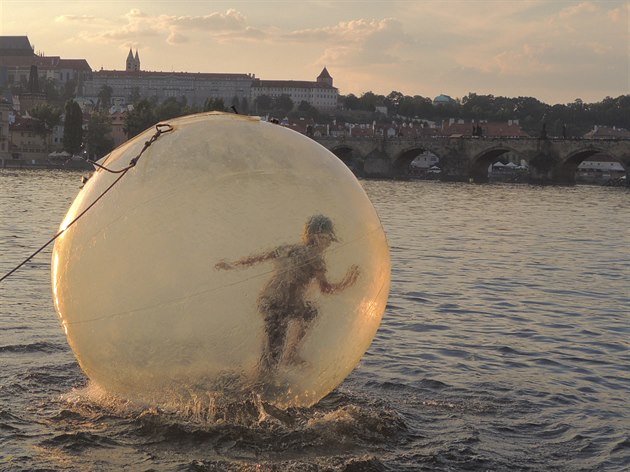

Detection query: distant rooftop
(0, 36), (34, 56)
(0, 54), (91, 71)
(95, 70), (253, 80)
(317, 67), (332, 79)
(252, 79), (335, 89)
(0, 36), (91, 70)
(583, 126), (630, 139)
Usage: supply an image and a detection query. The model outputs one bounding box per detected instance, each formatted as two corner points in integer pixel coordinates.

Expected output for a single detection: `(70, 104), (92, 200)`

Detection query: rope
(0, 123), (174, 284)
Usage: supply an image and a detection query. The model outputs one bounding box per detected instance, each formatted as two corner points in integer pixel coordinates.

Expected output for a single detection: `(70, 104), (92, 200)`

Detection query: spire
(126, 49), (134, 71)
(134, 49), (140, 71)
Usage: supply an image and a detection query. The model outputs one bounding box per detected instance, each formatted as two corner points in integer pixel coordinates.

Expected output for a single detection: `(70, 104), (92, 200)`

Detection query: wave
(0, 341), (64, 354)
(55, 382), (408, 458)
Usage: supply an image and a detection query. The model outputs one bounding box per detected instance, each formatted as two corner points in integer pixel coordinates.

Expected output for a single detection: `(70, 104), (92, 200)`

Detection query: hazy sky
(1, 0), (628, 104)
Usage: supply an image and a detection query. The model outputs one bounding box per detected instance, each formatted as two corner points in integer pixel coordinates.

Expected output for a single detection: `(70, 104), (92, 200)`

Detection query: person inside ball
(215, 214), (360, 372)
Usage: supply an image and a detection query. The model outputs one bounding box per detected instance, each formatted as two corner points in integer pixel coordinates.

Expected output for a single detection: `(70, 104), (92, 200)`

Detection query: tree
(294, 100), (320, 120)
(128, 87), (142, 105)
(97, 85), (113, 111)
(62, 79), (77, 102)
(203, 97), (225, 112)
(30, 103), (62, 132)
(86, 112), (114, 159)
(386, 90), (404, 112)
(240, 97), (250, 115)
(62, 100), (83, 155)
(274, 94), (294, 114)
(124, 99), (156, 138)
(254, 94), (273, 113)
(358, 91), (378, 112)
(342, 93), (360, 110)
(461, 93), (495, 119)
(156, 97), (186, 121)
(30, 104), (62, 152)
(42, 78), (60, 103)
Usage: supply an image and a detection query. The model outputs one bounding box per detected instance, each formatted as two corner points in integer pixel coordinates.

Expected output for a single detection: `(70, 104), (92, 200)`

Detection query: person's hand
(345, 265), (360, 285)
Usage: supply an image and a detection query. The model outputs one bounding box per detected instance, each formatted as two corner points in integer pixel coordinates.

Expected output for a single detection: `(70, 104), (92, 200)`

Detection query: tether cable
(0, 123), (174, 284)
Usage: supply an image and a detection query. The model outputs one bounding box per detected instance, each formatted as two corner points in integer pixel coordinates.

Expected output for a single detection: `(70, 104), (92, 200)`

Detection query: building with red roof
(439, 119), (529, 137)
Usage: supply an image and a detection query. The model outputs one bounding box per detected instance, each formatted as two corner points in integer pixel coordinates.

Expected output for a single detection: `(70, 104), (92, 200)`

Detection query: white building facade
(83, 70), (255, 108)
(82, 52), (338, 112)
(250, 68), (338, 111)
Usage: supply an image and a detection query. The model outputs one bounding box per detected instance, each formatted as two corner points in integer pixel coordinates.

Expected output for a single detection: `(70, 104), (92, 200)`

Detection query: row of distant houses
(3, 88), (627, 171)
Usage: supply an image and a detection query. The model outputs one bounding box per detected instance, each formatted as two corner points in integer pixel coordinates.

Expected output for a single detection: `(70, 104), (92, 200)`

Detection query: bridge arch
(470, 145), (524, 183)
(392, 145), (444, 177)
(313, 136), (630, 185)
(557, 146), (627, 184)
(329, 144), (365, 176)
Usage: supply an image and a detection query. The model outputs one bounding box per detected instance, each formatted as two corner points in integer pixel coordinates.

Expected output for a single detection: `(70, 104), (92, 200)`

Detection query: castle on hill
(83, 48), (338, 110)
(0, 36), (338, 112)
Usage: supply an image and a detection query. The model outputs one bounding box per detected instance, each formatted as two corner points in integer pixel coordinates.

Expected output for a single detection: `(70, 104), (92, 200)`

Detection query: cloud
(212, 26), (268, 43)
(166, 29), (189, 45)
(73, 8), (414, 64)
(426, 1), (627, 82)
(283, 18), (406, 43)
(488, 43), (555, 76)
(557, 1), (598, 20)
(608, 2), (629, 22)
(74, 8), (254, 48)
(158, 9), (247, 31)
(124, 9), (148, 20)
(55, 15), (97, 23)
(280, 18), (413, 69)
(49, 2), (626, 103)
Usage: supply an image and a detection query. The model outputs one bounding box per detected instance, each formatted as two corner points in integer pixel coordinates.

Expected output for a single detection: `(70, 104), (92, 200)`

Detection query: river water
(1, 169), (629, 471)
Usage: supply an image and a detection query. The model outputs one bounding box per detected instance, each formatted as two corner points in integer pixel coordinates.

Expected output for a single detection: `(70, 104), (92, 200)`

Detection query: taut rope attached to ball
(0, 123), (174, 284)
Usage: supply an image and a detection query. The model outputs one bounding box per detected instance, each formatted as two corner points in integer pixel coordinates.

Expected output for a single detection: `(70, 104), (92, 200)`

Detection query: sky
(1, 0), (628, 105)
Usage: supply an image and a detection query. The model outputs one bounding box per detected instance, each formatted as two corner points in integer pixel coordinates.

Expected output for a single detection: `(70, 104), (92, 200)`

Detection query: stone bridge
(312, 135), (630, 185)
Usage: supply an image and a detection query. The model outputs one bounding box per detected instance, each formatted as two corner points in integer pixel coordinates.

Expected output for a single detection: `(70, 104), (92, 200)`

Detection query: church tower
(126, 49), (134, 71)
(125, 49), (140, 71)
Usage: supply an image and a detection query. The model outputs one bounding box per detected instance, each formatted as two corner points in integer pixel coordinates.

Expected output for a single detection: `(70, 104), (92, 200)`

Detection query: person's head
(303, 214), (338, 247)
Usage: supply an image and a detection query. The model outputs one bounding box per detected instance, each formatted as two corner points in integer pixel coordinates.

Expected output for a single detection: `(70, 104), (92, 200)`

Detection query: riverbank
(0, 158), (94, 171)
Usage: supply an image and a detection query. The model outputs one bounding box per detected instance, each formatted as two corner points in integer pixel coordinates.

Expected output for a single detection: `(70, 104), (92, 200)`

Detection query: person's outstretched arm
(215, 248), (280, 270)
(317, 264), (360, 294)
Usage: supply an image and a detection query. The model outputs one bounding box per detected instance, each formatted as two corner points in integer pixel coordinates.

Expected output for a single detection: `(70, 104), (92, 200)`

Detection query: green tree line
(339, 92), (630, 137)
(24, 89), (630, 163)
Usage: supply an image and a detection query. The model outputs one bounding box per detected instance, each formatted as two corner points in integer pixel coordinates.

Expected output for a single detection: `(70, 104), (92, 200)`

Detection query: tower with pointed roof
(125, 49), (140, 71)
(125, 49), (134, 71)
(316, 67), (333, 87)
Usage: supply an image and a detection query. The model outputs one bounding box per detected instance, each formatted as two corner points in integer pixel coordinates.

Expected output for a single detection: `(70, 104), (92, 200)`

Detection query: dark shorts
(259, 298), (318, 326)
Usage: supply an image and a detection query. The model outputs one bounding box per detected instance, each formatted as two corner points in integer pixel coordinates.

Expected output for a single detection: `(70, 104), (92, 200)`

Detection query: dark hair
(304, 215), (338, 241)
